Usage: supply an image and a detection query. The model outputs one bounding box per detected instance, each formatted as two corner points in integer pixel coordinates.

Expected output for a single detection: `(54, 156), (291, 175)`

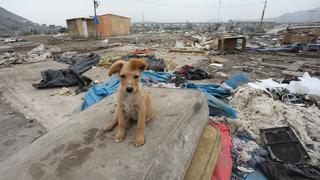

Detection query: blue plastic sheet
(182, 73), (249, 119)
(80, 71), (172, 111)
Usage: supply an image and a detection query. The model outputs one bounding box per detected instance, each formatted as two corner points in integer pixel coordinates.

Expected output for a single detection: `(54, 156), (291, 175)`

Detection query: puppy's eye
(120, 75), (125, 79)
(134, 75), (139, 79)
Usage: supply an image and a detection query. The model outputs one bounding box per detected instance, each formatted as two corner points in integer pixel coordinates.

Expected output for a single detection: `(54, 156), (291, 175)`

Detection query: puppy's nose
(126, 87), (133, 93)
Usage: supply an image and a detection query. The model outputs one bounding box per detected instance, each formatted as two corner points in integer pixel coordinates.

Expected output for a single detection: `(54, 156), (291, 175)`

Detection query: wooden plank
(208, 56), (228, 63)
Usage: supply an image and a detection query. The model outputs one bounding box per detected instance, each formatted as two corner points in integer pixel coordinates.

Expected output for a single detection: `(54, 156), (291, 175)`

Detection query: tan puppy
(103, 59), (156, 146)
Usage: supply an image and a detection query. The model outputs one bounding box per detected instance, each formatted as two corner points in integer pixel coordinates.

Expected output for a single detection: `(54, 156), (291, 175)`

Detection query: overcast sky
(1, 0), (320, 26)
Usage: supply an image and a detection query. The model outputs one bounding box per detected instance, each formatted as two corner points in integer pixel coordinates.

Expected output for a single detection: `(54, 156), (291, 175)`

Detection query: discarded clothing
(232, 132), (268, 179)
(33, 53), (100, 94)
(206, 93), (237, 118)
(182, 80), (242, 119)
(211, 123), (233, 180)
(182, 83), (236, 118)
(258, 160), (320, 180)
(179, 65), (208, 80)
(141, 71), (172, 84)
(182, 74), (249, 118)
(146, 58), (165, 72)
(80, 71), (172, 110)
(225, 73), (250, 89)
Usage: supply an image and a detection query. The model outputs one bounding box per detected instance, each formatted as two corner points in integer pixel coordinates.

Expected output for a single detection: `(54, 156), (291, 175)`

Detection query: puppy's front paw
(135, 136), (145, 147)
(103, 123), (114, 132)
(115, 136), (123, 143)
(115, 131), (125, 143)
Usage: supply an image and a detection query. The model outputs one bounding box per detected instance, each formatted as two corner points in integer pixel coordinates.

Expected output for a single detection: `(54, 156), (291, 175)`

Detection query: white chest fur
(122, 95), (138, 120)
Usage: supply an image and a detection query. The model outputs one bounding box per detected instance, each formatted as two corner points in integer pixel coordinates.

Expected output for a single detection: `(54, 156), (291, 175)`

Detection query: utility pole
(217, 0), (221, 22)
(259, 0), (267, 31)
(93, 0), (98, 38)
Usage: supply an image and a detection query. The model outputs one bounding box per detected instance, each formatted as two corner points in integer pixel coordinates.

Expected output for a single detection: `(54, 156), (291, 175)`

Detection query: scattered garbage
(59, 87), (72, 96)
(0, 52), (25, 68)
(0, 44), (61, 68)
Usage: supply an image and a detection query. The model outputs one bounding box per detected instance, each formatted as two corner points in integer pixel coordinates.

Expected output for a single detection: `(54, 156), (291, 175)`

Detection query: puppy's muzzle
(126, 87), (133, 93)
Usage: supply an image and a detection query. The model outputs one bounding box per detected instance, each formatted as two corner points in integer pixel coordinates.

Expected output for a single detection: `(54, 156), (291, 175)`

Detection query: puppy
(103, 59), (156, 146)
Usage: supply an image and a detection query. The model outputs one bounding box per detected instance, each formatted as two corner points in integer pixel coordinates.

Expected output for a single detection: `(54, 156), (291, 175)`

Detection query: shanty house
(97, 14), (131, 37)
(66, 18), (96, 39)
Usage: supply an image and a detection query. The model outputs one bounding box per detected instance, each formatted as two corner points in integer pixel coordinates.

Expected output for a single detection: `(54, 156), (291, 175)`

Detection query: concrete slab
(0, 88), (208, 180)
(0, 94), (46, 163)
(0, 61), (109, 131)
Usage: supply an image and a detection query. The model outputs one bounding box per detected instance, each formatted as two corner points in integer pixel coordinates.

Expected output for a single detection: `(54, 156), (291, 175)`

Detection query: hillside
(271, 7), (320, 23)
(0, 7), (43, 37)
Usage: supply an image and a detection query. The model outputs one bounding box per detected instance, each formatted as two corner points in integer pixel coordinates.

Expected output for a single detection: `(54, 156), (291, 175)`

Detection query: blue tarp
(93, 16), (100, 24)
(80, 71), (172, 110)
(182, 73), (249, 119)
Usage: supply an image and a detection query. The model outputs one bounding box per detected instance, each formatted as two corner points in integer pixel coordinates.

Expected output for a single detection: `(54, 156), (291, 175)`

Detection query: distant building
(66, 14), (131, 39)
(97, 14), (131, 37)
(66, 18), (96, 38)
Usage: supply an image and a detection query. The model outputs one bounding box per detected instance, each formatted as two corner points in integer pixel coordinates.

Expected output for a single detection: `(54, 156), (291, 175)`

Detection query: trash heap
(0, 44), (61, 68)
(217, 73), (320, 180)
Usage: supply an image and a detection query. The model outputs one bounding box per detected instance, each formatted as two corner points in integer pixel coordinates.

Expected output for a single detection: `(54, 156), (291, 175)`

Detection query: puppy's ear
(108, 60), (125, 76)
(130, 59), (148, 72)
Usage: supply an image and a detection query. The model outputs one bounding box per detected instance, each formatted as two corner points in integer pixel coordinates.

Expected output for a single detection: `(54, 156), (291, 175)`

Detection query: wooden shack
(66, 18), (96, 39)
(97, 14), (131, 37)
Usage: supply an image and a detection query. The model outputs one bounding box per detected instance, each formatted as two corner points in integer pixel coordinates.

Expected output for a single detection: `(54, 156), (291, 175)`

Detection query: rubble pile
(0, 44), (61, 68)
(230, 86), (320, 165)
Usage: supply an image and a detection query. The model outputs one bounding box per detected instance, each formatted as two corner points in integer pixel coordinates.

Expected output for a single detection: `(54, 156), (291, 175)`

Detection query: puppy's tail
(103, 116), (118, 132)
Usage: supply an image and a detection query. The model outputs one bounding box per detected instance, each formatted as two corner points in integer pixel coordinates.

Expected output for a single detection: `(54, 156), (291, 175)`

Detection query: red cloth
(210, 123), (233, 180)
(178, 64), (195, 77)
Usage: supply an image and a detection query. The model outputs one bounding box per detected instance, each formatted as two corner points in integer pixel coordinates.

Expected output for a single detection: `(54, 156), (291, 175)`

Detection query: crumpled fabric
(179, 64), (208, 80)
(258, 160), (320, 180)
(33, 53), (100, 94)
(182, 73), (250, 118)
